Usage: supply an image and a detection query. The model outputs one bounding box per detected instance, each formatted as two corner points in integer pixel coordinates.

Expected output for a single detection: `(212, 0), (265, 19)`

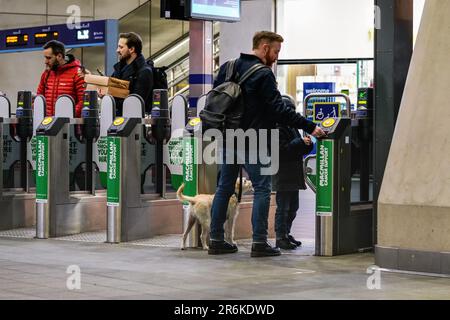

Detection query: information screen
(34, 32), (59, 45)
(190, 0), (240, 22)
(6, 34), (28, 47)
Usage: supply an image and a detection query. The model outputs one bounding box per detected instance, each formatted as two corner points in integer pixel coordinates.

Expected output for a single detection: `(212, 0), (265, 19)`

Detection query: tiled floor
(0, 188), (449, 300)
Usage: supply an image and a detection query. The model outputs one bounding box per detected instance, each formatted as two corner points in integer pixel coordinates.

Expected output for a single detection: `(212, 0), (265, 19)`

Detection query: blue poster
(303, 82), (336, 115)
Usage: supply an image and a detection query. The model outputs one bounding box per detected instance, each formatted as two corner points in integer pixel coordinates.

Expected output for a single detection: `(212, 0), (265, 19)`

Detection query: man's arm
(260, 71), (324, 137)
(74, 72), (86, 117)
(36, 71), (48, 96)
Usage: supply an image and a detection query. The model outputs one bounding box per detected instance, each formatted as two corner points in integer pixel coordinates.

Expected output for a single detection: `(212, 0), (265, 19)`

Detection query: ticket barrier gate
(106, 91), (187, 243)
(303, 93), (373, 256)
(0, 92), (45, 230)
(35, 91), (113, 238)
(181, 117), (218, 248)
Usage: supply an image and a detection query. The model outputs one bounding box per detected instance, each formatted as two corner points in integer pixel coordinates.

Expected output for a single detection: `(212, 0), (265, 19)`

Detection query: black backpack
(147, 60), (168, 90)
(199, 60), (267, 133)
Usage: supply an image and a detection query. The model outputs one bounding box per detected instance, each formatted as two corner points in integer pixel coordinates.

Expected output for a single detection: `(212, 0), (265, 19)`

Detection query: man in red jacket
(37, 40), (85, 117)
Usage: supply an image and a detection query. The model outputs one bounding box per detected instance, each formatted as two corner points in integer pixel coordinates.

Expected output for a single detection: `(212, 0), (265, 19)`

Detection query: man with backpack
(205, 31), (325, 257)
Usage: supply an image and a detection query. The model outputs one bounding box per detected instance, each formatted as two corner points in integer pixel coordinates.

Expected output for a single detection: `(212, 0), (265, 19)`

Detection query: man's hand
(311, 126), (326, 138)
(97, 88), (105, 99)
(77, 67), (91, 79)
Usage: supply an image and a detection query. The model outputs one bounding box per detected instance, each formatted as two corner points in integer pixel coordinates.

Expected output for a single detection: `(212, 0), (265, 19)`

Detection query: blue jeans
(275, 191), (299, 239)
(210, 149), (272, 243)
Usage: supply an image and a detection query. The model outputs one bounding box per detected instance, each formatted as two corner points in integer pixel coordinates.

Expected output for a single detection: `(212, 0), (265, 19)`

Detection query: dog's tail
(176, 183), (197, 204)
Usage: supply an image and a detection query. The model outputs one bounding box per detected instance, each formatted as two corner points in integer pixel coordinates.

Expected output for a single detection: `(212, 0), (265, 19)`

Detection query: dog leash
(237, 166), (243, 203)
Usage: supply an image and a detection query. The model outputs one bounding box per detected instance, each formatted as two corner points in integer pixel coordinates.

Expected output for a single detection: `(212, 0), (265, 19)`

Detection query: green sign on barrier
(107, 137), (121, 206)
(36, 136), (48, 203)
(182, 137), (197, 200)
(316, 139), (333, 216)
(97, 136), (108, 187)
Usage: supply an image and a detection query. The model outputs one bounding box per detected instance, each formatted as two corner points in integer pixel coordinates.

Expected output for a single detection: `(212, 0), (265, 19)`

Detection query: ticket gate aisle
(303, 93), (373, 256)
(106, 91), (188, 243)
(35, 91), (114, 238)
(0, 91), (44, 230)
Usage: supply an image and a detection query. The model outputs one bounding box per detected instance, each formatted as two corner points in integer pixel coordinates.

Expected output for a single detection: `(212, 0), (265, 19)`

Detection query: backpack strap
(225, 59), (236, 82)
(238, 63), (268, 85)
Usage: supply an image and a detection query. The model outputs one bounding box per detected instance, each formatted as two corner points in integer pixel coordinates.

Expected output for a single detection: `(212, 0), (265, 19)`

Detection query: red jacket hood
(57, 54), (81, 71)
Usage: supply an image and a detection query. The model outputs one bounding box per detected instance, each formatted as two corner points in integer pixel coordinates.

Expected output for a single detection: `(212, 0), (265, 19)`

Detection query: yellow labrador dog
(177, 178), (253, 250)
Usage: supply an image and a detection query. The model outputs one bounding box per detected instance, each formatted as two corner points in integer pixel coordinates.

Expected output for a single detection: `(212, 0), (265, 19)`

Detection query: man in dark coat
(209, 31), (325, 257)
(112, 32), (153, 115)
(272, 95), (313, 249)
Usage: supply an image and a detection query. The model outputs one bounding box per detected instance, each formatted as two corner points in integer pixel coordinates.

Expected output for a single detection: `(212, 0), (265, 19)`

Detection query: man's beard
(264, 52), (273, 67)
(49, 61), (59, 71)
(119, 52), (131, 62)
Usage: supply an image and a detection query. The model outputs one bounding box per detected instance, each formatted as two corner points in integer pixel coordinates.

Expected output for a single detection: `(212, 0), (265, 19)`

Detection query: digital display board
(189, 0), (240, 22)
(6, 34), (29, 47)
(0, 20), (107, 53)
(34, 32), (59, 45)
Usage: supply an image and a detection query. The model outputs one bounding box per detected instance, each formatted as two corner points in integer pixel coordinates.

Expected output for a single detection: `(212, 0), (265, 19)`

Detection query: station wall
(0, 0), (148, 108)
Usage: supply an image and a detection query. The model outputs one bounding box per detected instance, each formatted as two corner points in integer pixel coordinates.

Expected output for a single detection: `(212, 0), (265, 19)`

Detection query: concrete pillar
(188, 20), (214, 118)
(375, 0), (450, 275)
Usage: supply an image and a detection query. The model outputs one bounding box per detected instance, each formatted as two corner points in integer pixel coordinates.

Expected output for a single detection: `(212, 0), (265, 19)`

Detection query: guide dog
(177, 178), (253, 250)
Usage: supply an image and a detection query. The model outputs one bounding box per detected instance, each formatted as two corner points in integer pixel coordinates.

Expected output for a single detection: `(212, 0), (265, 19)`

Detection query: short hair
(252, 31), (284, 49)
(43, 40), (65, 57)
(119, 32), (143, 55)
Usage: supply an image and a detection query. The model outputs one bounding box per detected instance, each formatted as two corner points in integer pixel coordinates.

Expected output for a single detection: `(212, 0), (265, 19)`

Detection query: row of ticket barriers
(0, 89), (373, 256)
(0, 89), (209, 247)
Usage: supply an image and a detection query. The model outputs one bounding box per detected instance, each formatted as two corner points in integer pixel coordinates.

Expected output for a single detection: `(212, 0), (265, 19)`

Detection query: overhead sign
(0, 20), (107, 53)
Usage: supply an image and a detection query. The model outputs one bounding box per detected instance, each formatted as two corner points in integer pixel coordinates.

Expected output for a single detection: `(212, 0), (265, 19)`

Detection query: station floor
(0, 189), (449, 300)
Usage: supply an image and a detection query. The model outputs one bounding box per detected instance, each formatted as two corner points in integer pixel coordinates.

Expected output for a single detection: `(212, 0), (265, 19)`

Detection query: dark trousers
(275, 191), (299, 239)
(210, 149), (272, 243)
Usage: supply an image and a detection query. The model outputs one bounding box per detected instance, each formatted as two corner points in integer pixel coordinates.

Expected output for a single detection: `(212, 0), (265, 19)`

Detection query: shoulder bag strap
(225, 59), (236, 82)
(238, 63), (268, 86)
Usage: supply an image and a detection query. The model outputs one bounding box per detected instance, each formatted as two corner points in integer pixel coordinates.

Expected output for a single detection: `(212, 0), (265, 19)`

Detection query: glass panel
(276, 60), (374, 204)
(277, 63), (362, 113)
(119, 1), (151, 58)
(276, 0), (374, 60)
(150, 0), (186, 57)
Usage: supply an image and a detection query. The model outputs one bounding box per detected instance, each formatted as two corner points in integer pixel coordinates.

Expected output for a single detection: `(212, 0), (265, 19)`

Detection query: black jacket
(272, 126), (313, 191)
(214, 53), (317, 133)
(112, 54), (153, 115)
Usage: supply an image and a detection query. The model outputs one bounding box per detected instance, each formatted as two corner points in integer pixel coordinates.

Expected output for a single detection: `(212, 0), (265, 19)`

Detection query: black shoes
(288, 235), (302, 247)
(251, 242), (281, 257)
(276, 237), (298, 250)
(208, 240), (238, 255)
